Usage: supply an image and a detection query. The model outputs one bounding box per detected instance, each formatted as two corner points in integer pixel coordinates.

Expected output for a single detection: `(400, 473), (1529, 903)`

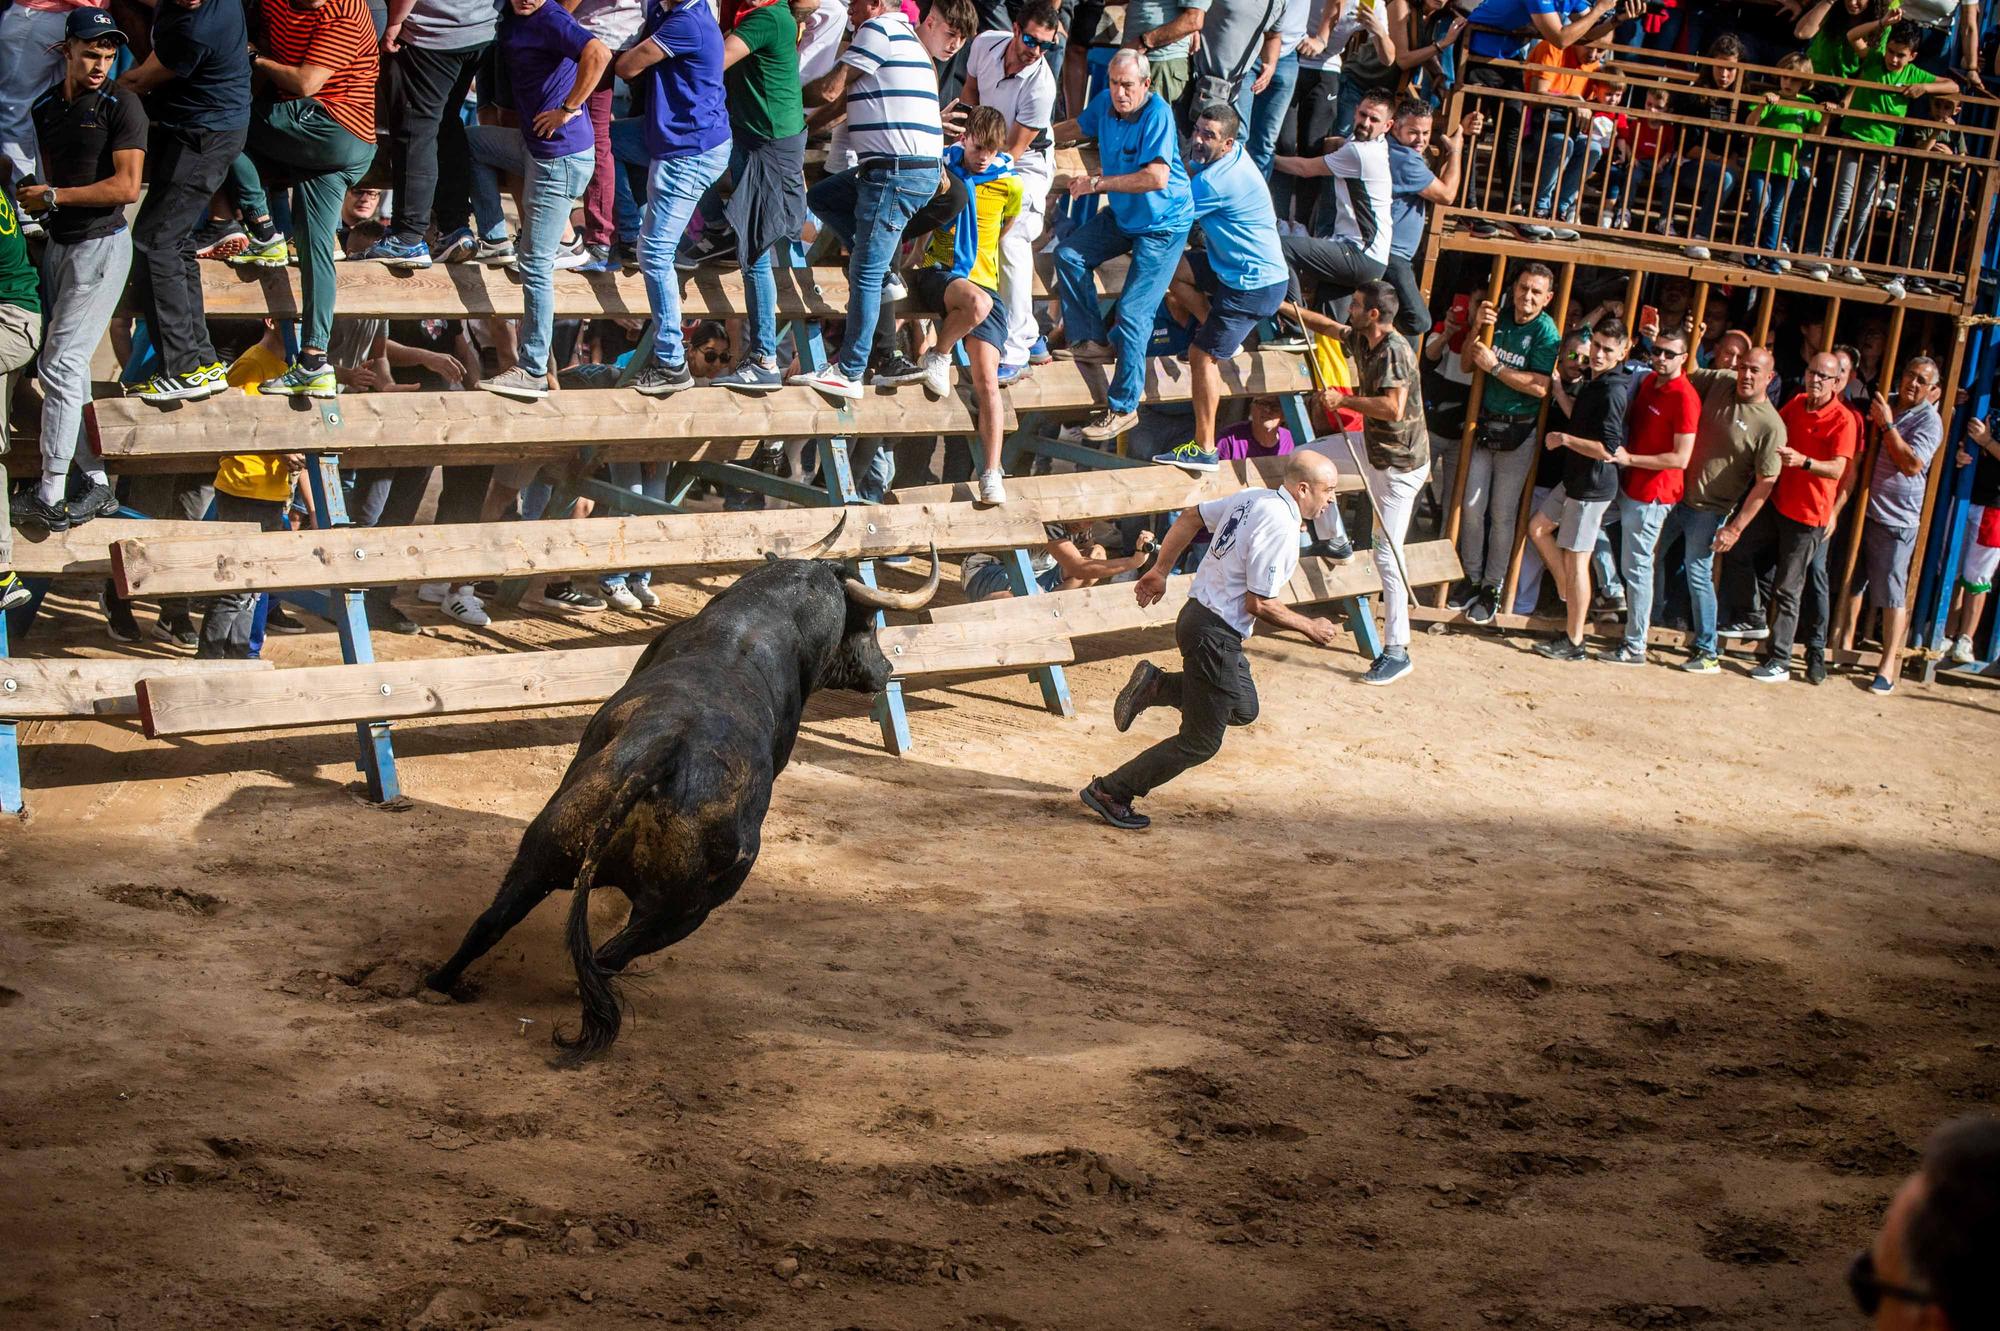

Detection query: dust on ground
(3, 576), (1997, 1330)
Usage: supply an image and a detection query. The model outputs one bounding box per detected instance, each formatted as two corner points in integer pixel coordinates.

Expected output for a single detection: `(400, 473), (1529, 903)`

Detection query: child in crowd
(1609, 84), (1674, 230)
(1743, 52), (1822, 274)
(1519, 31), (1609, 242)
(1894, 91), (1967, 294)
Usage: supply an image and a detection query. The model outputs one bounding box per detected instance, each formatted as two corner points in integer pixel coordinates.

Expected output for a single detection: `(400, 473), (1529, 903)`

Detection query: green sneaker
(1150, 441), (1221, 473)
(1681, 653), (1722, 675)
(194, 361), (230, 396)
(131, 370), (211, 403)
(229, 234), (289, 268)
(259, 362), (337, 398)
(0, 571), (31, 612)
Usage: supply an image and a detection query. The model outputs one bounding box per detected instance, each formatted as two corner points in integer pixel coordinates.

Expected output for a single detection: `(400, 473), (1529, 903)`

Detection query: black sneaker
(1113, 661), (1163, 733)
(265, 601), (308, 634)
(64, 481), (119, 525)
(100, 583), (142, 642)
(675, 229), (737, 271)
(13, 492), (71, 532)
(1305, 536), (1355, 563)
(1805, 648), (1827, 686)
(632, 361), (694, 397)
(612, 239), (640, 269)
(1534, 635), (1589, 661)
(0, 572), (31, 612)
(1080, 780), (1150, 831)
(872, 355), (927, 387)
(1719, 620), (1769, 641)
(1463, 585), (1499, 626)
(155, 613), (198, 648)
(366, 591), (420, 635)
(1589, 593), (1627, 619)
(1445, 580), (1478, 612)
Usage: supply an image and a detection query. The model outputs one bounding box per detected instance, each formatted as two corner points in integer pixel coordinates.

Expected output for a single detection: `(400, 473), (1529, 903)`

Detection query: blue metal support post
(304, 447), (401, 802)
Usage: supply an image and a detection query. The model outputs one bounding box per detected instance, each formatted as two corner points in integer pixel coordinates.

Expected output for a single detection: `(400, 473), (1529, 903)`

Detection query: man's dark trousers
(1103, 599), (1259, 801)
(134, 124), (247, 377)
(382, 41), (487, 242)
(1765, 513), (1825, 663)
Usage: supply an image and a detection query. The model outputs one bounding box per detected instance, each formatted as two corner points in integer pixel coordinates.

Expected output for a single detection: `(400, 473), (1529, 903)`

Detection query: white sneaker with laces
(977, 469), (1008, 505)
(1950, 633), (1976, 665)
(630, 582), (660, 610)
(602, 582), (643, 612)
(440, 588), (489, 627)
(796, 365), (863, 400)
(417, 581), (451, 604)
(884, 270), (908, 302)
(920, 352), (951, 397)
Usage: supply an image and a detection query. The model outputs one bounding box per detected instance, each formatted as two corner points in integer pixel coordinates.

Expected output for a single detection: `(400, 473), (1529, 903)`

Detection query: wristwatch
(561, 102), (581, 114)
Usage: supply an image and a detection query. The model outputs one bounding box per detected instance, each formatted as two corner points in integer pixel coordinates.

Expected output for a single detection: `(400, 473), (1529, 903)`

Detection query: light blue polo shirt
(1188, 143), (1288, 292)
(1077, 89), (1193, 236)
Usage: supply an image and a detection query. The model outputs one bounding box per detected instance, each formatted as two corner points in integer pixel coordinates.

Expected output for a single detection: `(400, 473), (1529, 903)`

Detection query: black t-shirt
(30, 84), (148, 244)
(148, 0), (253, 132)
(1973, 420), (2000, 508)
(388, 318), (468, 389)
(1562, 366), (1636, 503)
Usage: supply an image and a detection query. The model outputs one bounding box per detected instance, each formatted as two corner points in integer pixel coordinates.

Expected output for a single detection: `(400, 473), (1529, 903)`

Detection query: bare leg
(1878, 604), (1911, 685)
(1190, 345), (1223, 453)
(1561, 548), (1593, 643)
(965, 336), (1003, 476)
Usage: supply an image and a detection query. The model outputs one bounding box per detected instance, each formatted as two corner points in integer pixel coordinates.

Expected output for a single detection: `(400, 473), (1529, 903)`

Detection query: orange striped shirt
(257, 0), (378, 144)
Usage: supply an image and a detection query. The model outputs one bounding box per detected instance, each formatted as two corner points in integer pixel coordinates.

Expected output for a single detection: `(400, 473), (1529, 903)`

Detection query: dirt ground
(3, 572), (1998, 1331)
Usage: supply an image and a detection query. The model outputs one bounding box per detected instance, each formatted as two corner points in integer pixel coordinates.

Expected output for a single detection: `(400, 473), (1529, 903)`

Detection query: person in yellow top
(911, 105), (1020, 506)
(198, 324), (304, 658)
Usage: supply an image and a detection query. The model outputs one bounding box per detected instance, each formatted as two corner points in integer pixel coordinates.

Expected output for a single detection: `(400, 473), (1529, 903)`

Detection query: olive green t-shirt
(726, 3), (806, 142)
(0, 191), (40, 315)
(1682, 367), (1785, 515)
(1483, 309), (1560, 418)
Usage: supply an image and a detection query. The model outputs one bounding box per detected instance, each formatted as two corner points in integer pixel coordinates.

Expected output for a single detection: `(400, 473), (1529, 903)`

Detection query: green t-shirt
(1749, 97), (1823, 176)
(1484, 309), (1560, 418)
(726, 3), (805, 142)
(0, 191), (38, 315)
(1840, 54), (1939, 144)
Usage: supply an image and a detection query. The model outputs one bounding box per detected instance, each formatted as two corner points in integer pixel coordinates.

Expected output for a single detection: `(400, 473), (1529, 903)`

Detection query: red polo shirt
(1621, 371), (1700, 505)
(1775, 393), (1861, 527)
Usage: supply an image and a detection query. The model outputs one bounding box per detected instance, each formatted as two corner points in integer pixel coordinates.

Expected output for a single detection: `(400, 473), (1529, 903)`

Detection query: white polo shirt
(1324, 136), (1394, 266)
(964, 30), (1056, 185)
(1192, 486), (1304, 637)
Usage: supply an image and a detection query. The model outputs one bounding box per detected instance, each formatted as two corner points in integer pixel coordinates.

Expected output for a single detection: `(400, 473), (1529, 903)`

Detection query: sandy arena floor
(3, 576), (1997, 1331)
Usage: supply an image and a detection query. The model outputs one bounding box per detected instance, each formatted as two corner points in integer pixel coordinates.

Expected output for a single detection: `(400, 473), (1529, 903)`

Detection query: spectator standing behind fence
(0, 0), (104, 186)
(118, 0), (254, 405)
(1605, 325), (1697, 666)
(1749, 351), (1858, 684)
(1273, 88), (1395, 315)
(1945, 415), (2000, 665)
(1192, 0), (1281, 135)
(1742, 53), (1821, 275)
(1050, 48), (1194, 442)
(1529, 317), (1634, 661)
(10, 12), (141, 536)
(1121, 0), (1207, 107)
(1894, 90), (1966, 295)
(1448, 263), (1560, 628)
(230, 0), (381, 399)
(565, 0), (644, 270)
(1383, 100), (1478, 338)
(470, 0), (611, 400)
(1245, 0), (1308, 173)
(1516, 29), (1605, 243)
(0, 189), (44, 613)
(612, 0), (729, 397)
(363, 0), (503, 269)
(1857, 356), (1944, 694)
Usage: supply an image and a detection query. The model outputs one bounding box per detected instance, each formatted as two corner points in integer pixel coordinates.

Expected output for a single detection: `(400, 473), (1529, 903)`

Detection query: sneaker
(577, 242), (618, 273)
(1152, 441), (1220, 473)
(439, 588), (490, 627)
(131, 370), (212, 404)
(612, 239), (641, 269)
(1838, 266), (1866, 284)
(1534, 636), (1589, 661)
(417, 582), (451, 604)
(997, 362), (1033, 388)
(1748, 658), (1791, 683)
(1261, 322), (1310, 353)
(549, 237), (591, 271)
(628, 582), (659, 610)
(1028, 337), (1052, 365)
(919, 352), (952, 398)
(192, 217), (249, 260)
(632, 361), (694, 397)
(1361, 650), (1413, 685)
(1079, 779), (1150, 831)
(361, 236), (432, 269)
(976, 469), (1008, 506)
(1464, 585), (1499, 626)
(12, 493), (71, 532)
(1881, 279), (1907, 301)
(260, 362), (339, 398)
(793, 365), (864, 400)
(883, 270), (908, 302)
(1770, 258), (1792, 274)
(1305, 536), (1355, 563)
(1681, 652), (1721, 674)
(478, 365), (550, 401)
(529, 581), (605, 614)
(99, 585), (141, 641)
(1517, 223), (1556, 241)
(601, 581), (643, 612)
(675, 229), (737, 271)
(1445, 580), (1479, 612)
(1549, 225), (1580, 242)
(1805, 648), (1827, 686)
(229, 233), (289, 269)
(711, 358), (785, 393)
(154, 613), (198, 648)
(1060, 339), (1116, 365)
(1113, 660), (1163, 732)
(1718, 620), (1769, 641)
(1599, 643), (1647, 666)
(1589, 592), (1627, 619)
(433, 226), (477, 264)
(872, 354), (927, 387)
(1906, 276), (1933, 295)
(264, 601), (308, 634)
(64, 481), (119, 525)
(1803, 263), (1832, 281)
(1682, 244), (1712, 261)
(1867, 673), (1894, 694)
(474, 235), (517, 265)
(0, 572), (32, 612)
(1469, 219), (1512, 239)
(1080, 408), (1138, 442)
(192, 361), (230, 396)
(1949, 633), (1976, 665)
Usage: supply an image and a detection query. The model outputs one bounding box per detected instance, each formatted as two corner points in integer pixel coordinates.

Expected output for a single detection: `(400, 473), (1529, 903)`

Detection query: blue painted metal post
(1278, 393), (1381, 658)
(304, 451), (402, 802)
(0, 610), (21, 815)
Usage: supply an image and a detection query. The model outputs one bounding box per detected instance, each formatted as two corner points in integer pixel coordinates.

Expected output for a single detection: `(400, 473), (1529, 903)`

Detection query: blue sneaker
(709, 358), (784, 393)
(361, 236), (432, 269)
(433, 226), (477, 264)
(1028, 336), (1052, 365)
(1867, 674), (1895, 694)
(1152, 441), (1220, 473)
(1361, 651), (1413, 686)
(997, 361), (1032, 387)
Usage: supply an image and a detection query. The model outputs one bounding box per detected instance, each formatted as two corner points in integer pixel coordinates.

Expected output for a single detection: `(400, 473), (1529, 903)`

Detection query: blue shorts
(1187, 250), (1288, 360)
(964, 558), (1062, 600)
(912, 268), (1009, 351)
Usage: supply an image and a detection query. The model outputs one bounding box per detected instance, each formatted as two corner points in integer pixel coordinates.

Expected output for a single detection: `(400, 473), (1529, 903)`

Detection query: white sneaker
(920, 352), (951, 398)
(1950, 633), (1976, 665)
(417, 581), (451, 604)
(551, 237), (591, 271)
(883, 270), (908, 302)
(602, 582), (642, 612)
(977, 469), (1007, 505)
(792, 365), (863, 400)
(440, 588), (489, 627)
(1882, 279), (1907, 300)
(629, 581), (660, 610)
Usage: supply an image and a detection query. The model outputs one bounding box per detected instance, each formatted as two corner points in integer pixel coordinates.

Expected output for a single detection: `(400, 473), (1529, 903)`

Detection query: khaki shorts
(0, 301), (45, 567)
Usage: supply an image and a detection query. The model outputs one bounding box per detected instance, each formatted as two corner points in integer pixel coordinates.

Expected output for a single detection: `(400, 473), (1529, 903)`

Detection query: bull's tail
(550, 769), (660, 1066)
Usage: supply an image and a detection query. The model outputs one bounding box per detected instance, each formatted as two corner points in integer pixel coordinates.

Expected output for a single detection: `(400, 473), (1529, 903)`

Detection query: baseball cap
(63, 9), (129, 44)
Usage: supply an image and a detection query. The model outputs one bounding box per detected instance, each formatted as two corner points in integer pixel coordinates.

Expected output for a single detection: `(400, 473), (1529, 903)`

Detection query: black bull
(425, 552), (940, 1062)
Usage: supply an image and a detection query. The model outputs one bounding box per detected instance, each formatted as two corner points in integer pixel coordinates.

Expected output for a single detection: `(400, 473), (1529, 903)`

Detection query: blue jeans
(1742, 171), (1793, 255)
(1532, 113), (1599, 221)
(602, 460), (666, 589)
(1243, 51), (1298, 170)
(1660, 503), (1726, 656)
(1618, 493), (1673, 651)
(468, 126), (594, 377)
(641, 141), (731, 368)
(609, 116), (649, 243)
(1053, 208), (1191, 415)
(808, 158), (941, 379)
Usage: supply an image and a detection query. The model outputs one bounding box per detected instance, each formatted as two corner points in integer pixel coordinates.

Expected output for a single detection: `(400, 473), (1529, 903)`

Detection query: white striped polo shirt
(839, 11), (944, 162)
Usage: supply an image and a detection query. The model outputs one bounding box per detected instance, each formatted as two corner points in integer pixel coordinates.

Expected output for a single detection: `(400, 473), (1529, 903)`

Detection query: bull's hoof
(422, 970), (478, 1001)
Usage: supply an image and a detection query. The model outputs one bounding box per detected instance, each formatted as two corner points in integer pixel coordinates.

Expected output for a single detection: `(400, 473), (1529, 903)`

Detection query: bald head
(1284, 450), (1341, 522)
(1737, 347), (1774, 402)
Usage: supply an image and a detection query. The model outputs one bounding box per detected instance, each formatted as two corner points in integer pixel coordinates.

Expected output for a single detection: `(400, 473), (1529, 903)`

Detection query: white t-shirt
(1192, 487), (1303, 637)
(964, 30), (1056, 184)
(840, 10), (944, 161)
(1324, 136), (1394, 266)
(797, 5), (846, 83)
(570, 0), (645, 49)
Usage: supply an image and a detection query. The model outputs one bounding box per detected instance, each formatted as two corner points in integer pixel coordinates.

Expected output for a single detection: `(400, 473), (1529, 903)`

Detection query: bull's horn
(800, 510), (850, 558)
(843, 544), (941, 612)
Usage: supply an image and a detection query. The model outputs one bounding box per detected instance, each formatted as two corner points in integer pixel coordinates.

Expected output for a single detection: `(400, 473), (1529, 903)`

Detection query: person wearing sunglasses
(1601, 326), (1699, 667)
(1849, 1113), (2000, 1330)
(1749, 351), (1858, 683)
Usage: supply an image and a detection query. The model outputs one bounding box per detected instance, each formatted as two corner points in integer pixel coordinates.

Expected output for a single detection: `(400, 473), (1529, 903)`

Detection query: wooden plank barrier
(10, 520), (261, 578)
(890, 455), (1363, 518)
(3, 658), (273, 720)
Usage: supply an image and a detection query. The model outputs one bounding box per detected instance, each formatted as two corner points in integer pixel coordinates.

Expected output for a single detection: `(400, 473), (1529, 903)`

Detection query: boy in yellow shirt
(199, 326), (303, 658)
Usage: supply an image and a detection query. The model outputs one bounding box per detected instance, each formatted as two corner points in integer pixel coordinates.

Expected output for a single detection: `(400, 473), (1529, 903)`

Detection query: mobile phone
(1449, 293), (1471, 324)
(1640, 304), (1660, 330)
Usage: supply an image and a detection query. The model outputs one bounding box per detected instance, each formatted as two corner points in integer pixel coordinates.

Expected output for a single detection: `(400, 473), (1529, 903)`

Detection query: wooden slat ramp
(3, 658), (272, 720)
(10, 520), (260, 578)
(113, 504), (1050, 598)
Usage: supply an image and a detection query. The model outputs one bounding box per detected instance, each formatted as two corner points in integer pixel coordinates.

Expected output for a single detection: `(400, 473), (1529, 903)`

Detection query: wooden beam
(875, 623), (1075, 677)
(9, 520), (261, 578)
(2, 657), (272, 720)
(1003, 349), (1313, 415)
(113, 503), (1051, 597)
(890, 454), (1362, 517)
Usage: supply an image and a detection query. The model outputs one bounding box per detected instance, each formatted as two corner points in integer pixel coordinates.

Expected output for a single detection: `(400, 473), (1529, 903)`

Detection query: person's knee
(1178, 726), (1228, 763)
(1227, 696), (1259, 727)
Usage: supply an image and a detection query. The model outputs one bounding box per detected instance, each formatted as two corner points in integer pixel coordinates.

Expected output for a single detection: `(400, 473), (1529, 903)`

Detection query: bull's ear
(765, 551), (780, 563)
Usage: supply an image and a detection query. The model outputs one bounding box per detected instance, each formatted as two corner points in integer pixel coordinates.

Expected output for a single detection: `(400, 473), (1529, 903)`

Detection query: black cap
(63, 9), (129, 44)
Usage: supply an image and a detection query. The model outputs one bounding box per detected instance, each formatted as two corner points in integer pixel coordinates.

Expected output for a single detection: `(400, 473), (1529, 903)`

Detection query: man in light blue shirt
(1155, 102), (1289, 473)
(1051, 48), (1194, 443)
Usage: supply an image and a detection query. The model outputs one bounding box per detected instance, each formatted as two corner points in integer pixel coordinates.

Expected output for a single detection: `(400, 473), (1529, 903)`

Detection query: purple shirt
(1214, 421), (1295, 462)
(638, 0), (729, 159)
(502, 0), (597, 160)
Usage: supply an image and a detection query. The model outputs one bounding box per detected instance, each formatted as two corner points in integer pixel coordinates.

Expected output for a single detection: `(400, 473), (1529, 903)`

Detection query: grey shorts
(1538, 484), (1612, 554)
(1863, 518), (1917, 610)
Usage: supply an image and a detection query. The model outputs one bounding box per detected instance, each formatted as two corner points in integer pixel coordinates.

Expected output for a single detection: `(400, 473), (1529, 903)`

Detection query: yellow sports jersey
(921, 151), (1021, 292)
(214, 342), (296, 503)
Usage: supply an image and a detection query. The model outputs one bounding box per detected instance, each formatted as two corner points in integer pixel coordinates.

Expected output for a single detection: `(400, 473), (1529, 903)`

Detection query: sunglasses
(1017, 31), (1058, 53)
(1847, 1251), (1932, 1317)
